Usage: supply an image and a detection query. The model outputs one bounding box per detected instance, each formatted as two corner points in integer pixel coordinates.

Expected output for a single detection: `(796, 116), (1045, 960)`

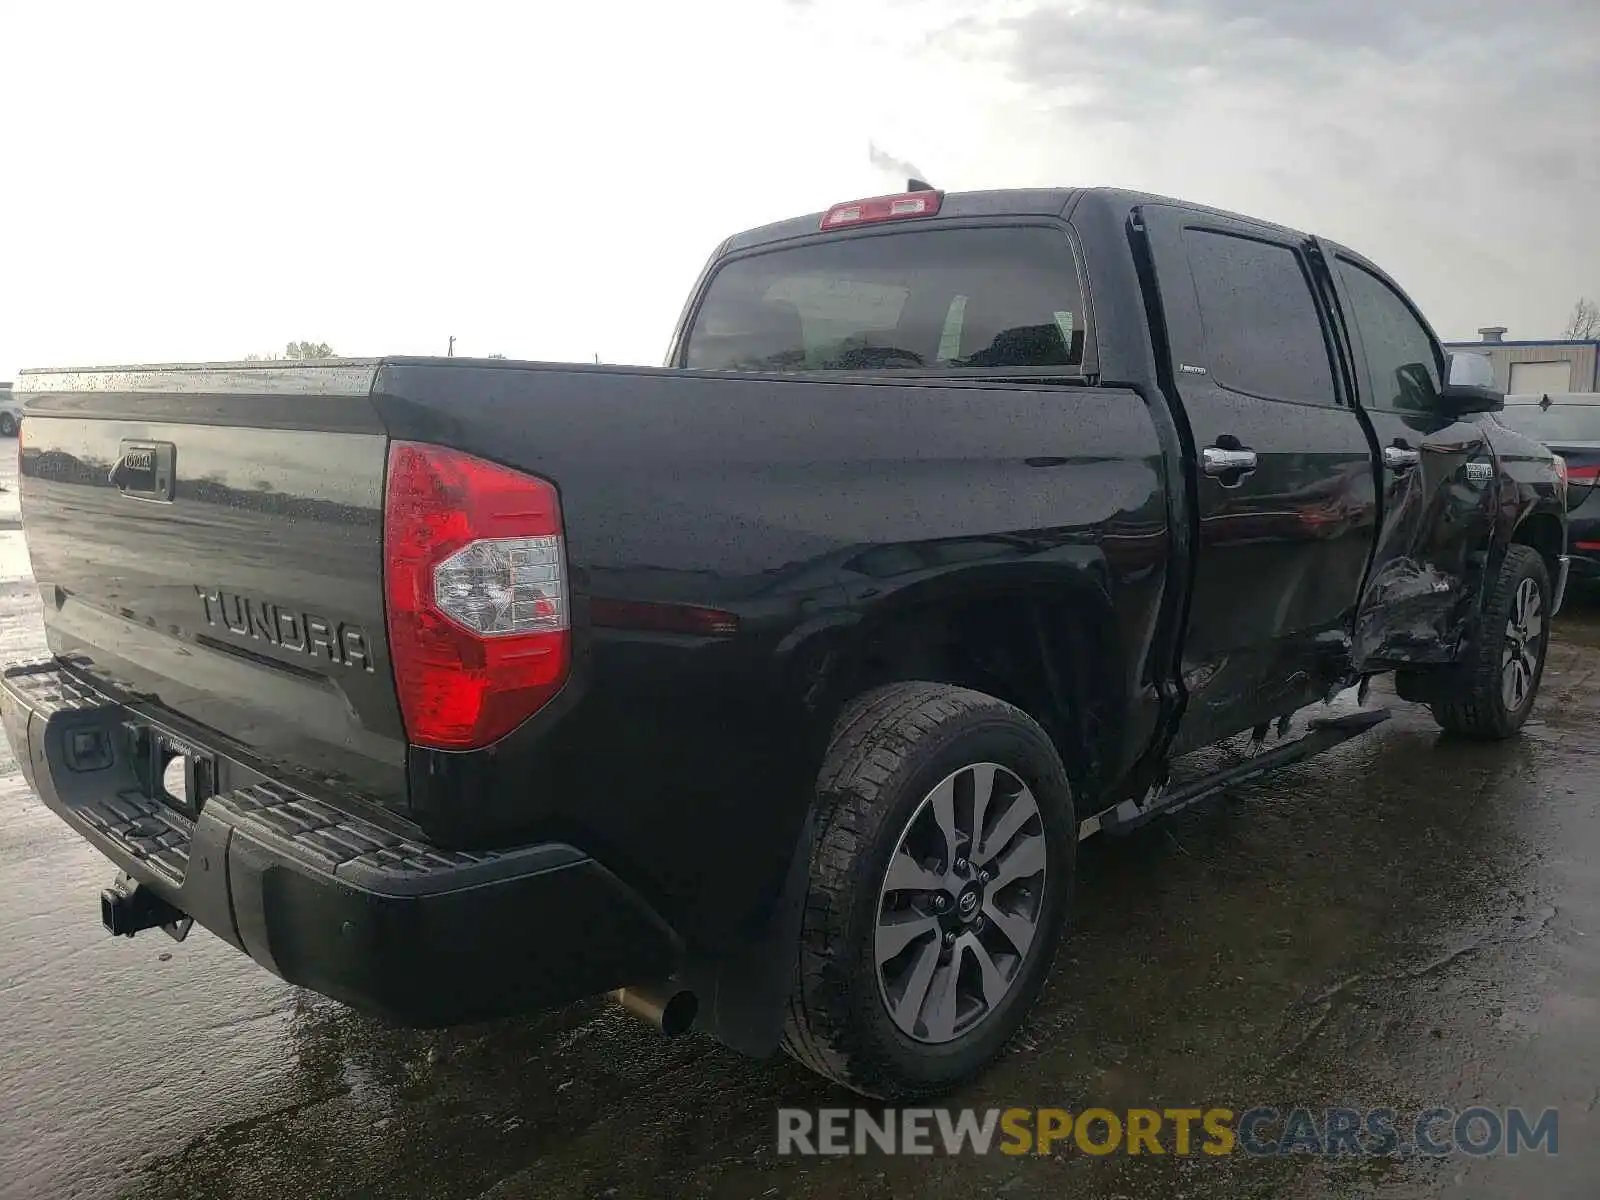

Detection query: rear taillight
(383, 441), (570, 751)
(1567, 464), (1600, 483)
(820, 189), (943, 231)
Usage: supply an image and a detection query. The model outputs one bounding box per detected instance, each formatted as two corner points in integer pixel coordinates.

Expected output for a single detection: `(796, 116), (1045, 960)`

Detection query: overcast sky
(3, 0), (1595, 380)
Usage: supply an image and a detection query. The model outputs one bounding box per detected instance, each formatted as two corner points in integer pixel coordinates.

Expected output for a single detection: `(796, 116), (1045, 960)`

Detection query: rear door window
(1182, 228), (1339, 406)
(683, 226), (1086, 372)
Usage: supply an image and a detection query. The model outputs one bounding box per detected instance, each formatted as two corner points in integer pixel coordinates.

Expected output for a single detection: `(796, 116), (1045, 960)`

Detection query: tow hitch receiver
(100, 873), (193, 941)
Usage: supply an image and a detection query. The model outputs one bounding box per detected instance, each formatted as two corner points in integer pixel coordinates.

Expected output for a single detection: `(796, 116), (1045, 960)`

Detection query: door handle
(1382, 445), (1421, 471)
(1203, 446), (1258, 476)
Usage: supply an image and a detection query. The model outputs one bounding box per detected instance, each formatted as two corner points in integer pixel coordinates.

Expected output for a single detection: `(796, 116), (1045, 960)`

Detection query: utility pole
(448, 336), (455, 358)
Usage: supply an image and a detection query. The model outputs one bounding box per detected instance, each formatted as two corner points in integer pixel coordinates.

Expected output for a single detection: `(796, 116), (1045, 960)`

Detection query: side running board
(1085, 707), (1392, 840)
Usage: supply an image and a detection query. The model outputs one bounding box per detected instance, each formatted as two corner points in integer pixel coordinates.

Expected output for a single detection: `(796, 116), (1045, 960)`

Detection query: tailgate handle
(110, 440), (177, 502)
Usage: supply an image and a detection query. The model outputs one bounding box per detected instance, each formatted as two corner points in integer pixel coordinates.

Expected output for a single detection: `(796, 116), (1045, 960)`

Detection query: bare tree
(1562, 298), (1599, 340)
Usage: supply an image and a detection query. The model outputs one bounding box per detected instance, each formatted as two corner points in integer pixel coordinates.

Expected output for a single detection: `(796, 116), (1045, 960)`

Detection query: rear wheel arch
(806, 588), (1124, 799)
(704, 588), (1119, 1063)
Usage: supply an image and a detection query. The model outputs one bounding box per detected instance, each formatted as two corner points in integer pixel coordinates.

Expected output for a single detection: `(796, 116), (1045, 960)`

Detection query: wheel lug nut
(943, 930), (957, 946)
(974, 915), (986, 932)
(933, 895), (949, 913)
(954, 857), (970, 875)
(978, 870), (991, 884)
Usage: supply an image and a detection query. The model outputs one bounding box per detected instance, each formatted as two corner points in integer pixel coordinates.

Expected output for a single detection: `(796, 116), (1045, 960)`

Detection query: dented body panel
(1135, 205), (1379, 755)
(1348, 410), (1500, 666)
(1312, 239), (1545, 673)
(1346, 406), (1565, 671)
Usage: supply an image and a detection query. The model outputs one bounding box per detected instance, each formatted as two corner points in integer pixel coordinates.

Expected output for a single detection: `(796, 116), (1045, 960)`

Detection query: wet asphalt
(1, 440), (1598, 1200)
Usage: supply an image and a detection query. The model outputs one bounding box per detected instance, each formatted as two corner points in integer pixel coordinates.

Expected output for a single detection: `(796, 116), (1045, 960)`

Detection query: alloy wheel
(1501, 576), (1544, 712)
(873, 762), (1049, 1044)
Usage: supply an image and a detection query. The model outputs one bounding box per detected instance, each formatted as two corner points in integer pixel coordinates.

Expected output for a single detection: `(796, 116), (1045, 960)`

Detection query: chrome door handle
(1382, 446), (1420, 470)
(1203, 446), (1258, 476)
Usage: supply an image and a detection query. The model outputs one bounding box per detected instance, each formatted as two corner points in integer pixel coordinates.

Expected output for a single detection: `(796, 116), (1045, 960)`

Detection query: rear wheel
(0, 413), (16, 437)
(781, 682), (1075, 1099)
(1430, 544), (1550, 739)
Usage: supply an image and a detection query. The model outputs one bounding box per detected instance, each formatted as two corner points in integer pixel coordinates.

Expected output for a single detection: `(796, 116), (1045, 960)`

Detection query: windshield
(1494, 404), (1600, 444)
(682, 225), (1086, 373)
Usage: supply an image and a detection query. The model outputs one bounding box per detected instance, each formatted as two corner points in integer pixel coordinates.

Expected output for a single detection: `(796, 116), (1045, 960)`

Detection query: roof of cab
(718, 185), (1312, 256)
(721, 188), (1079, 254)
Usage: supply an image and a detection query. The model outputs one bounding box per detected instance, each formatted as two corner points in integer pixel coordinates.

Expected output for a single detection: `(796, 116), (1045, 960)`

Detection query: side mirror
(1440, 351), (1503, 414)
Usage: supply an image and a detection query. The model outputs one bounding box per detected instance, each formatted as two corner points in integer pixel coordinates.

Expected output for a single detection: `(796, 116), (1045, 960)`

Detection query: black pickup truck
(4, 186), (1571, 1100)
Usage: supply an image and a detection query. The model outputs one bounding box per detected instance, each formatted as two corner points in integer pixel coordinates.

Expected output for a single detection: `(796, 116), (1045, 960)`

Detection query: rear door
(1316, 242), (1501, 666)
(1138, 206), (1378, 755)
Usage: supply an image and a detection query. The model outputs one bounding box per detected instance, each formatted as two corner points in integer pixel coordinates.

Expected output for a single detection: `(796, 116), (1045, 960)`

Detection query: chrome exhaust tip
(610, 984), (699, 1038)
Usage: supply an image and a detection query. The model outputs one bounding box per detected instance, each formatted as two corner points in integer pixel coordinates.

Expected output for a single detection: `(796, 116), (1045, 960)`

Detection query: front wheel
(1430, 544), (1551, 739)
(781, 682), (1076, 1099)
(0, 413), (16, 437)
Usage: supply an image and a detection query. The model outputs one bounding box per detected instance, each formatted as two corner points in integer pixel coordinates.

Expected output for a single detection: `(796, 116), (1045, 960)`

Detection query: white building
(1443, 328), (1599, 394)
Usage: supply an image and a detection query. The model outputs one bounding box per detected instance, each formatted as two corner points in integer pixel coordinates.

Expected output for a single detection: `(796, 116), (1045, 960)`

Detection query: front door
(1315, 242), (1500, 667)
(1139, 206), (1378, 755)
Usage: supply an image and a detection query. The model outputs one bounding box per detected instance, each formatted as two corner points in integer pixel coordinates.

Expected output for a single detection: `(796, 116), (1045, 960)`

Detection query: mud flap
(686, 810), (816, 1058)
(1394, 661), (1474, 706)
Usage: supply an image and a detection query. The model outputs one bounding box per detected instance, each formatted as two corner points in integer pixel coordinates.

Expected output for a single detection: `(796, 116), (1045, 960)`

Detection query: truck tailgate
(16, 363), (406, 807)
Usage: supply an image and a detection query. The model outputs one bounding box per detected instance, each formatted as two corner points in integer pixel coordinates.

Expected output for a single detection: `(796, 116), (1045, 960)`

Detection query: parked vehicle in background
(0, 382), (21, 436)
(1493, 392), (1600, 588)
(1, 185), (1571, 1101)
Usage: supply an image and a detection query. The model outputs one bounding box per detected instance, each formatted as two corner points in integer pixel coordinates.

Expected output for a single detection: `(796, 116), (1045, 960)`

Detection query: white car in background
(0, 384), (21, 437)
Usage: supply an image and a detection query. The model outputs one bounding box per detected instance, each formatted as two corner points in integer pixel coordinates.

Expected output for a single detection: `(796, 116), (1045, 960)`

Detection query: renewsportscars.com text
(777, 1106), (1559, 1158)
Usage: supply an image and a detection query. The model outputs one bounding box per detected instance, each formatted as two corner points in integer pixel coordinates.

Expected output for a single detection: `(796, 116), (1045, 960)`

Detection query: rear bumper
(0, 659), (680, 1027)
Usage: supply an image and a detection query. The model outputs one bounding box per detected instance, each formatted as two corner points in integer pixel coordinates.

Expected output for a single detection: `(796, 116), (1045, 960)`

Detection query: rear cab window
(1181, 228), (1339, 406)
(682, 226), (1086, 373)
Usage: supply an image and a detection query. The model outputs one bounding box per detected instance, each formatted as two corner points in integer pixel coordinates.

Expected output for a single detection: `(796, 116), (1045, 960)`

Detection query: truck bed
(14, 358), (1172, 956)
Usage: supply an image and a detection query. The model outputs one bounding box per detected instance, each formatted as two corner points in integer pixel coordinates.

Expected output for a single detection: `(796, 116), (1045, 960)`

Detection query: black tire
(781, 682), (1076, 1099)
(1430, 544), (1551, 739)
(0, 413), (16, 437)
